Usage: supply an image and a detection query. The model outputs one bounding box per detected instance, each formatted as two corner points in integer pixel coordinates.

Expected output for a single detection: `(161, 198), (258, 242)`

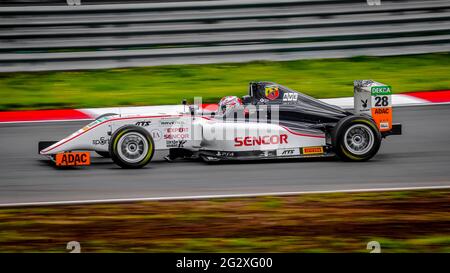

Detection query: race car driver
(218, 96), (243, 115)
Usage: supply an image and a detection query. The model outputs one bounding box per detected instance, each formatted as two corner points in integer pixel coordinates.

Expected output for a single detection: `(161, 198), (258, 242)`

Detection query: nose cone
(40, 122), (110, 155)
(40, 129), (89, 155)
(40, 139), (67, 155)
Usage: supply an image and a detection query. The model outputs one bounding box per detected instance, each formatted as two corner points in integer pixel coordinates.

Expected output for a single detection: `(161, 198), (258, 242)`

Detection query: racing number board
(371, 86), (392, 131)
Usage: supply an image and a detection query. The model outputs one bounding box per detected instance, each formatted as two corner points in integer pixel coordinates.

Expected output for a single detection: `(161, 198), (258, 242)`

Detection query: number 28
(374, 96), (389, 107)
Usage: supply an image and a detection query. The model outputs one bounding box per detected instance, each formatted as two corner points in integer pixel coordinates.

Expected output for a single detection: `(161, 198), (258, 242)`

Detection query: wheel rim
(343, 124), (374, 155)
(117, 132), (148, 163)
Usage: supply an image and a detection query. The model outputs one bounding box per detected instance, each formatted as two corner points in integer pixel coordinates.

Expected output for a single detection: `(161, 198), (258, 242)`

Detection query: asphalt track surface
(0, 104), (450, 206)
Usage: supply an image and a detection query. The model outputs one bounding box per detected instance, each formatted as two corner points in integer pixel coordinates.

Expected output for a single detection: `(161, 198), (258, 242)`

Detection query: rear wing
(354, 80), (401, 136)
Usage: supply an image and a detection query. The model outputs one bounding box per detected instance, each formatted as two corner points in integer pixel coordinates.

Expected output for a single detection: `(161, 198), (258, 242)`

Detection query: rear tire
(109, 125), (154, 169)
(332, 116), (381, 161)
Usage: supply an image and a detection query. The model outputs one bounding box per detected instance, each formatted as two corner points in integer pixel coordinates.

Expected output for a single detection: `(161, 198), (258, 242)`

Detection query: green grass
(0, 53), (449, 110)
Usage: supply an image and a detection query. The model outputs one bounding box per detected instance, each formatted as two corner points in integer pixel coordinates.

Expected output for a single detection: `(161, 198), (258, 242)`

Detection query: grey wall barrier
(0, 0), (449, 72)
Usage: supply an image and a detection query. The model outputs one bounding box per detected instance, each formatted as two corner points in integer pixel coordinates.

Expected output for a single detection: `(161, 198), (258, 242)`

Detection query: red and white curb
(0, 90), (449, 124)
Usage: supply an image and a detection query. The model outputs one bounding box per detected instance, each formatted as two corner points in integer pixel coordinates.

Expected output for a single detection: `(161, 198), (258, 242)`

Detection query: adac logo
(56, 152), (90, 166)
(265, 86), (279, 101)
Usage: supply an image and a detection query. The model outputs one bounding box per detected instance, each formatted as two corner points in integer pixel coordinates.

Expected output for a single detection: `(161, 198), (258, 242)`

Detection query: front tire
(109, 125), (154, 169)
(333, 116), (381, 161)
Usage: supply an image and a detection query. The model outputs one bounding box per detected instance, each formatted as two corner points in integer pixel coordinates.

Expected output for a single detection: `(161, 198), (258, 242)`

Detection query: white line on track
(1, 185), (449, 208)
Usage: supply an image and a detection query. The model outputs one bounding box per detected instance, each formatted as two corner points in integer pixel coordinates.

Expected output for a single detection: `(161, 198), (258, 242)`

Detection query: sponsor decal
(277, 148), (300, 156)
(282, 93), (298, 102)
(166, 140), (187, 148)
(160, 119), (185, 126)
(164, 127), (190, 140)
(254, 150), (276, 157)
(265, 86), (280, 101)
(135, 121), (151, 127)
(234, 134), (288, 147)
(374, 108), (390, 114)
(164, 133), (189, 140)
(92, 137), (109, 145)
(361, 99), (368, 108)
(56, 152), (90, 166)
(371, 86), (391, 96)
(302, 146), (324, 155)
(166, 127), (188, 133)
(216, 151), (235, 157)
(151, 129), (162, 141)
(379, 122), (389, 129)
(371, 107), (392, 131)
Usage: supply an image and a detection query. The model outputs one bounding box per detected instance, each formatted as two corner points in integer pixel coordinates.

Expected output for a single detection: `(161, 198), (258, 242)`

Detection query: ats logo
(135, 121), (151, 127)
(281, 149), (295, 155)
(265, 86), (280, 101)
(277, 148), (300, 156)
(235, 134), (288, 147)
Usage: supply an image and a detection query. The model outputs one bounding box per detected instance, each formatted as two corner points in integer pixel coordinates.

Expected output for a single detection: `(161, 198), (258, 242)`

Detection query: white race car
(39, 81), (401, 168)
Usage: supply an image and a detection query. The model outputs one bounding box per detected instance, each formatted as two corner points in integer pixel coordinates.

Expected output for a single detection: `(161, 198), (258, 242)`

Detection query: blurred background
(0, 0), (449, 253)
(1, 0), (449, 71)
(0, 0), (449, 110)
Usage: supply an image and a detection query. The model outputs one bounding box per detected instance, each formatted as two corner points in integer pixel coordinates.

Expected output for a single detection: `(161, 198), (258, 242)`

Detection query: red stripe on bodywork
(404, 90), (450, 103)
(0, 109), (91, 122)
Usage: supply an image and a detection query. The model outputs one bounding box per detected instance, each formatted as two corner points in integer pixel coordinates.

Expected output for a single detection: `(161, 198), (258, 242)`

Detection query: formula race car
(39, 81), (402, 168)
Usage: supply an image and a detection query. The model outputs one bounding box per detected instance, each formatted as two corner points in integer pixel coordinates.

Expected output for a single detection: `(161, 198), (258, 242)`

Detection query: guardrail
(0, 0), (449, 72)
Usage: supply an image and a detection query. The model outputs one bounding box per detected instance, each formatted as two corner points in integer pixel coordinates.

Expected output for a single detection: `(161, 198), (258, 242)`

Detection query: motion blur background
(1, 0), (449, 110)
(0, 0), (449, 253)
(1, 0), (449, 72)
